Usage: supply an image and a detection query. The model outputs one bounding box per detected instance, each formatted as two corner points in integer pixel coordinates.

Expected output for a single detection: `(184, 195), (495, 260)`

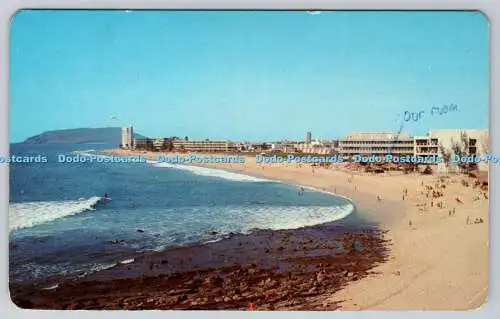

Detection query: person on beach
(298, 187), (304, 196)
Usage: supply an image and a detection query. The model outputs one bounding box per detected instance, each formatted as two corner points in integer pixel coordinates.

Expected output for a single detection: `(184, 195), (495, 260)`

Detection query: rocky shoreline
(10, 219), (390, 310)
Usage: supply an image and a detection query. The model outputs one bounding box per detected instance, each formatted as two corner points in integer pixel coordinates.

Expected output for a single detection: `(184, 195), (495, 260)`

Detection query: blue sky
(10, 10), (489, 142)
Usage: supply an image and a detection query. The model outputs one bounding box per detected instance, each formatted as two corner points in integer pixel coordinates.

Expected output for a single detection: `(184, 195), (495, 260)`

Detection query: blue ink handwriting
(403, 103), (458, 122)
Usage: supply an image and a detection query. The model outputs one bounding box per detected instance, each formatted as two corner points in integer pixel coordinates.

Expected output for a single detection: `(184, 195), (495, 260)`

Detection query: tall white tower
(121, 126), (134, 149)
(306, 131), (312, 144)
(121, 127), (128, 148)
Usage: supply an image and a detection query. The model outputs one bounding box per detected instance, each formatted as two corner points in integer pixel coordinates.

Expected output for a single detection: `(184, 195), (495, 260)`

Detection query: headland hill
(19, 127), (148, 145)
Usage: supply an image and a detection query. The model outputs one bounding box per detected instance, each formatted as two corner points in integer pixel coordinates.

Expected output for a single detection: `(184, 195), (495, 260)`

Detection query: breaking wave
(149, 161), (271, 182)
(9, 197), (104, 232)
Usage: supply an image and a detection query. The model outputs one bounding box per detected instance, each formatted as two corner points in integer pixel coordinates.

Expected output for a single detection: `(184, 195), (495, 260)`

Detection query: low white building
(428, 129), (489, 172)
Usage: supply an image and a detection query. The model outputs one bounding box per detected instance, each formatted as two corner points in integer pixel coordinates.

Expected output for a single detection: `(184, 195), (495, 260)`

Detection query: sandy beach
(10, 149), (489, 310)
(108, 149), (489, 310)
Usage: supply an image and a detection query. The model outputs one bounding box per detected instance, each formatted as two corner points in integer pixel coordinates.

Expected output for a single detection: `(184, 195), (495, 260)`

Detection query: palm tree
(439, 142), (452, 170)
(451, 131), (469, 172)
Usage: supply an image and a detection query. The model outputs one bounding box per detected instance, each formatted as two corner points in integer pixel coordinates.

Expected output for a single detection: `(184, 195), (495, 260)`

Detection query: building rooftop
(342, 132), (412, 140)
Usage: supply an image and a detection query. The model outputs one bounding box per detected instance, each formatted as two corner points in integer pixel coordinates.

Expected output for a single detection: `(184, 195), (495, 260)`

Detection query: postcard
(8, 10), (489, 310)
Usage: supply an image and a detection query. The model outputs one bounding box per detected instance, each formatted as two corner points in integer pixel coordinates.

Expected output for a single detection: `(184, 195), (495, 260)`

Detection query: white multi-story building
(428, 129), (489, 172)
(305, 131), (312, 144)
(339, 129), (489, 171)
(172, 140), (237, 152)
(339, 132), (415, 157)
(294, 140), (334, 155)
(121, 126), (134, 149)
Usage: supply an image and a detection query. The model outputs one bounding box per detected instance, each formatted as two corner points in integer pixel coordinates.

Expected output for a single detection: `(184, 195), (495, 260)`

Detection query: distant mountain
(22, 127), (148, 145)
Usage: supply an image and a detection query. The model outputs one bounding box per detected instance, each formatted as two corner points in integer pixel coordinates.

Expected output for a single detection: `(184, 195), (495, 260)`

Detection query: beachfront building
(305, 131), (312, 144)
(234, 143), (247, 152)
(270, 142), (283, 151)
(339, 129), (489, 171)
(153, 138), (168, 151)
(428, 129), (489, 172)
(171, 140), (237, 153)
(121, 127), (134, 149)
(295, 140), (335, 155)
(414, 136), (440, 157)
(339, 132), (415, 158)
(281, 141), (297, 153)
(133, 138), (153, 151)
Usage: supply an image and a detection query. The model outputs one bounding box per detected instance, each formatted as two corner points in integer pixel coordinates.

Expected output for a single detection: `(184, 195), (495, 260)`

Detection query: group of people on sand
(417, 175), (489, 226)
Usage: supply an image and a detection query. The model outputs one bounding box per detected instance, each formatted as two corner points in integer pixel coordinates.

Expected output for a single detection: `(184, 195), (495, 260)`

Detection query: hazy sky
(10, 10), (489, 142)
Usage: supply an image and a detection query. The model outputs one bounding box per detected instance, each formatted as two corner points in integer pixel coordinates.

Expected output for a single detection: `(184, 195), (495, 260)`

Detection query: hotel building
(339, 132), (415, 157)
(294, 140), (336, 155)
(413, 136), (439, 157)
(427, 129), (489, 171)
(339, 129), (489, 171)
(121, 127), (134, 149)
(171, 140), (237, 153)
(133, 138), (152, 150)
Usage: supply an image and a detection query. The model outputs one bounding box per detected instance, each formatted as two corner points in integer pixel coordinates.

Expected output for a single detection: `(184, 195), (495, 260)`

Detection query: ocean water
(9, 144), (356, 284)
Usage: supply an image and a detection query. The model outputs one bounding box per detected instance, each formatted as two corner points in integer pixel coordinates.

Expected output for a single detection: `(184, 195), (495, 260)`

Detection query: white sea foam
(89, 263), (117, 272)
(119, 258), (135, 265)
(148, 203), (355, 251)
(298, 184), (355, 204)
(9, 196), (103, 231)
(41, 283), (59, 290)
(151, 162), (271, 182)
(235, 203), (355, 232)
